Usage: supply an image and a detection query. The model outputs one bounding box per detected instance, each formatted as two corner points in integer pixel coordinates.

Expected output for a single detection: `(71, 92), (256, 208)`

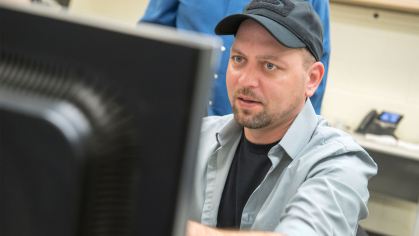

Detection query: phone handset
(356, 110), (378, 133)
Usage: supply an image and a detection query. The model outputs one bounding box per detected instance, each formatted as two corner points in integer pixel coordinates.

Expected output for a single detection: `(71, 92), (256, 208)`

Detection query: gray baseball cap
(214, 0), (324, 61)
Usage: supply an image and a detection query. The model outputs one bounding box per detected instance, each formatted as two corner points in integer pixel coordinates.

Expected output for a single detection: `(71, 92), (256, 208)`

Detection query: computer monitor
(0, 2), (220, 236)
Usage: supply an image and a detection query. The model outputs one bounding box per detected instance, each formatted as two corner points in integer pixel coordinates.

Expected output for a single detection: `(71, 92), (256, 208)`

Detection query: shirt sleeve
(304, 0), (331, 115)
(139, 0), (180, 27)
(275, 151), (377, 236)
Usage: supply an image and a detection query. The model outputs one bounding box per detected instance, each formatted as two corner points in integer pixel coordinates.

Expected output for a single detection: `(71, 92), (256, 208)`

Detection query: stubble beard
(232, 105), (274, 129)
(231, 88), (303, 130)
(232, 88), (274, 129)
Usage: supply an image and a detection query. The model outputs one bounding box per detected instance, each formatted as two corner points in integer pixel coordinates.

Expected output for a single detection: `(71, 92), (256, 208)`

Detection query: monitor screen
(0, 2), (220, 236)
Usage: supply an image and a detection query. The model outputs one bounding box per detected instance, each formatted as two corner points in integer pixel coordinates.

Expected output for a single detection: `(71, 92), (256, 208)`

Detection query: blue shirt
(140, 0), (331, 116)
(189, 99), (377, 236)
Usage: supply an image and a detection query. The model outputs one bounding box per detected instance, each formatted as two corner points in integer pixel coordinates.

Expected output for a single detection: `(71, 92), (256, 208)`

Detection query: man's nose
(237, 65), (260, 88)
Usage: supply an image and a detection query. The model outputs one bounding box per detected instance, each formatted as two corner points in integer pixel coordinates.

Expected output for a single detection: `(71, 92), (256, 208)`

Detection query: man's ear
(305, 62), (324, 97)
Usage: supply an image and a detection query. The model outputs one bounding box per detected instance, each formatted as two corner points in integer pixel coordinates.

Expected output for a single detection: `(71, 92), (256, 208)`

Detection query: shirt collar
(279, 98), (318, 159)
(215, 98), (318, 157)
(216, 115), (242, 147)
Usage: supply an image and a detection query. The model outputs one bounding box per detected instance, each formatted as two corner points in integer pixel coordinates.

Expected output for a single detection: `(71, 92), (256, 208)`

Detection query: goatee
(232, 88), (274, 129)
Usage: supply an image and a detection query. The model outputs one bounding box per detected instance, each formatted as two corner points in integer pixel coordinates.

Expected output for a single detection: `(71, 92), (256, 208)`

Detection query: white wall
(68, 0), (150, 24)
(322, 3), (419, 143)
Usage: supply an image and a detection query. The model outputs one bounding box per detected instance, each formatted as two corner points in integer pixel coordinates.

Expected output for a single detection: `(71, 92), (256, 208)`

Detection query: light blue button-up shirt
(190, 99), (377, 236)
(140, 0), (330, 116)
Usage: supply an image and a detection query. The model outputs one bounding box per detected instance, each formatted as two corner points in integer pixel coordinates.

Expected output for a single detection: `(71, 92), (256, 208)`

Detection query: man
(186, 1), (377, 236)
(140, 0), (330, 116)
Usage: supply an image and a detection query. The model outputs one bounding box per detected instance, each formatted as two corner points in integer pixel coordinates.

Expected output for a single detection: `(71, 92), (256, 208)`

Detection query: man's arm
(187, 221), (285, 236)
(275, 151), (376, 236)
(139, 0), (180, 27)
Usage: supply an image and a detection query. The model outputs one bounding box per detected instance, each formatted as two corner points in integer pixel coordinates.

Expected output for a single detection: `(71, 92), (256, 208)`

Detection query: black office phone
(356, 110), (403, 137)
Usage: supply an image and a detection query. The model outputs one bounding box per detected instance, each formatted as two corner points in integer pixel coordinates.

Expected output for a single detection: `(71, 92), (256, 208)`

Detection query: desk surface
(347, 130), (419, 236)
(343, 130), (419, 203)
(347, 131), (419, 162)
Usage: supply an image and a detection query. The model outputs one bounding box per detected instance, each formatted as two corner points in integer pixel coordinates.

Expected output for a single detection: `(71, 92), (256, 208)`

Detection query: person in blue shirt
(140, 0), (330, 116)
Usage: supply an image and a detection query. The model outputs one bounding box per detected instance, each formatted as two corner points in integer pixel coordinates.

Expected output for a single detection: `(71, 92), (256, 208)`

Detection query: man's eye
(266, 63), (276, 70)
(235, 56), (243, 63)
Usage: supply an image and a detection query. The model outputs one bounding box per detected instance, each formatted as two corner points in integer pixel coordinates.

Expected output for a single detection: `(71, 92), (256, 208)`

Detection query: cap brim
(215, 14), (305, 49)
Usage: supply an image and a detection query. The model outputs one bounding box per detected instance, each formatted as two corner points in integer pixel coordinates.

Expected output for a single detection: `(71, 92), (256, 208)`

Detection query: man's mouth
(236, 95), (262, 109)
(237, 95), (260, 104)
(239, 98), (258, 103)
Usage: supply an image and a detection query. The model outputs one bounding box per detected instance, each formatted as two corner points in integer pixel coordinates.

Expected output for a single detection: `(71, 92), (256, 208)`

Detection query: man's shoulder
(293, 116), (377, 178)
(309, 116), (366, 154)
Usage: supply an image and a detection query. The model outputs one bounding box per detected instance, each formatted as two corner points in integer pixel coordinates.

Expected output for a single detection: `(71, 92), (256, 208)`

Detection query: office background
(68, 0), (419, 144)
(11, 0), (419, 235)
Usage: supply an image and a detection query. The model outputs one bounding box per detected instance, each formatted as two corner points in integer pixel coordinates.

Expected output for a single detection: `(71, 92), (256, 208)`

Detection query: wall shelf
(330, 0), (419, 14)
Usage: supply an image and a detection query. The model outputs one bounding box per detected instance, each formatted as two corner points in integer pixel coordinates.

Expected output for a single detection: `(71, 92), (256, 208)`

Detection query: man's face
(226, 19), (308, 130)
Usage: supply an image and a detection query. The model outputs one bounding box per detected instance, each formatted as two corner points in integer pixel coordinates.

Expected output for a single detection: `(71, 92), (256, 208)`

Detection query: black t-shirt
(217, 133), (279, 229)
